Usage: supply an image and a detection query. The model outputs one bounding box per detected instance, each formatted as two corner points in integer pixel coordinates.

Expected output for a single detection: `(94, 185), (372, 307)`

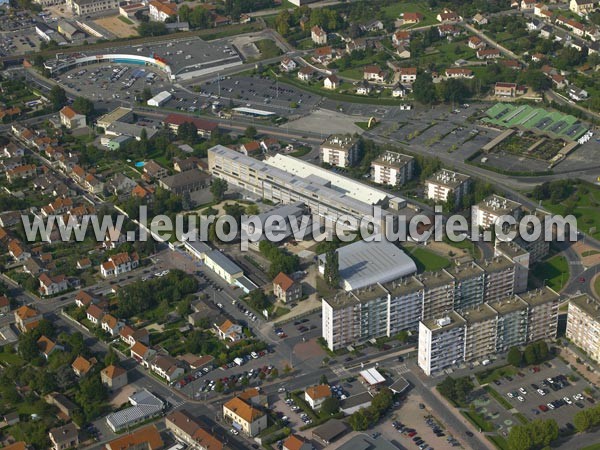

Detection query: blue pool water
(135, 161), (145, 168)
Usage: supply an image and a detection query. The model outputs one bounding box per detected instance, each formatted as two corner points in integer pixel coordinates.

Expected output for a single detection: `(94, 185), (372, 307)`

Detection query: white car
(563, 397), (573, 405)
(537, 389), (546, 396)
(547, 403), (555, 410)
(517, 396), (525, 402)
(507, 392), (514, 398)
(519, 387), (527, 395)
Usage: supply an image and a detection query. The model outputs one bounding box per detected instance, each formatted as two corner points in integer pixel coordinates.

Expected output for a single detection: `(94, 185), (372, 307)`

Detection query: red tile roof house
(120, 325), (150, 347)
(37, 335), (62, 359)
(86, 304), (104, 325)
(273, 272), (302, 303)
(240, 141), (262, 156)
(59, 106), (86, 130)
(130, 342), (157, 368)
(163, 113), (219, 138)
(100, 252), (139, 278)
(150, 355), (184, 382)
(101, 314), (125, 337)
(38, 273), (68, 296)
(363, 65), (386, 83)
(8, 240), (30, 262)
(216, 319), (243, 342)
(0, 295), (10, 315)
(14, 305), (41, 332)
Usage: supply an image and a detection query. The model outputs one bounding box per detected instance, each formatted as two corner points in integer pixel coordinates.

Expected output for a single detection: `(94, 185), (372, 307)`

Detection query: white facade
(320, 135), (359, 168)
(418, 314), (466, 376)
(371, 151), (414, 186)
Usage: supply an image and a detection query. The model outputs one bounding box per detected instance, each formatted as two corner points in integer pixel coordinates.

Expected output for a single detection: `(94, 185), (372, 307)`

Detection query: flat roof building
(371, 151), (415, 186)
(567, 294), (600, 363)
(317, 240), (417, 291)
(418, 312), (466, 376)
(208, 145), (404, 233)
(320, 134), (360, 168)
(425, 169), (471, 203)
(472, 194), (522, 229)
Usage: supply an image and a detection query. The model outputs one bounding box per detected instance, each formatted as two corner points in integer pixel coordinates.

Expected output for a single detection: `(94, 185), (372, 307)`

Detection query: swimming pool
(135, 161), (145, 168)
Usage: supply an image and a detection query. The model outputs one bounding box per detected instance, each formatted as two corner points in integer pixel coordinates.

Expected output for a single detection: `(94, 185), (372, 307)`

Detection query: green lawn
(0, 352), (25, 366)
(483, 386), (512, 410)
(488, 435), (510, 450)
(581, 445), (600, 450)
(475, 365), (517, 385)
(118, 16), (133, 25)
(540, 182), (600, 240)
(382, 1), (440, 28)
(254, 39), (282, 59)
(405, 246), (451, 272)
(462, 410), (494, 432)
(444, 236), (481, 259)
(337, 67), (365, 81)
(531, 255), (569, 292)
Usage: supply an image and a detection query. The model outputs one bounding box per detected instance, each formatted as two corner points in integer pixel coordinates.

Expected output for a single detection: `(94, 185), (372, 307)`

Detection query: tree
(104, 347), (119, 366)
(507, 424), (533, 450)
(413, 73), (437, 104)
(441, 79), (470, 104)
(348, 409), (370, 431)
(215, 380), (224, 393)
(245, 125), (257, 138)
(574, 410), (592, 432)
(319, 374), (328, 385)
(323, 249), (340, 288)
(141, 87), (153, 102)
(371, 387), (393, 412)
(522, 68), (551, 92)
(138, 21), (168, 37)
(72, 97), (95, 118)
(178, 121), (198, 143)
(523, 345), (537, 366)
(210, 178), (228, 203)
(321, 397), (340, 415)
(49, 85), (67, 111)
(507, 347), (522, 367)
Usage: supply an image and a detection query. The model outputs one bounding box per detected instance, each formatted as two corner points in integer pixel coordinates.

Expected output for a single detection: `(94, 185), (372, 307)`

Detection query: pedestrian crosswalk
(168, 396), (185, 408)
(392, 363), (410, 375)
(331, 365), (350, 377)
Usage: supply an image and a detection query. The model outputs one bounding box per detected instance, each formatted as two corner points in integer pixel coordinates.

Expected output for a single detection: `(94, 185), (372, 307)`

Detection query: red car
(579, 277), (586, 283)
(539, 404), (549, 412)
(279, 333), (288, 339)
(408, 431), (417, 437)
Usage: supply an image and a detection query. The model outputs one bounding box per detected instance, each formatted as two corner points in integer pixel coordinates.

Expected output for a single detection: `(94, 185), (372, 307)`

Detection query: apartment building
(208, 145), (401, 234)
(521, 286), (559, 342)
(223, 397), (267, 436)
(425, 169), (471, 203)
(482, 256), (516, 303)
(384, 277), (424, 337)
(418, 312), (466, 376)
(371, 151), (414, 186)
(472, 194), (522, 229)
(566, 294), (600, 363)
(447, 262), (486, 311)
(494, 241), (530, 294)
(489, 296), (528, 353)
(322, 286), (389, 351)
(420, 270), (455, 321)
(462, 304), (498, 363)
(320, 135), (360, 168)
(66, 0), (118, 15)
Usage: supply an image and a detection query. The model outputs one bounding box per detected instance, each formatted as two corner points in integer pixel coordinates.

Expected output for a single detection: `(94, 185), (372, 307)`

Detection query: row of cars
(538, 393), (588, 412)
(283, 398), (312, 426)
(172, 366), (212, 389)
(232, 300), (257, 321)
(392, 421), (434, 450)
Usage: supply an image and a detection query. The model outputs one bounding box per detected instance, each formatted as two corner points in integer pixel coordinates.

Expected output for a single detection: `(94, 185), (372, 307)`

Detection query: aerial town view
(1, 0), (600, 449)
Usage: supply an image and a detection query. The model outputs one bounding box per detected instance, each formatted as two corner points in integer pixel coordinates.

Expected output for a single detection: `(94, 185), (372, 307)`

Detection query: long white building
(207, 145), (407, 233)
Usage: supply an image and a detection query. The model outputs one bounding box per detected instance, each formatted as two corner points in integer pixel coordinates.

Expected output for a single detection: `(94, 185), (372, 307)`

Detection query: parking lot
(197, 74), (322, 117)
(0, 27), (42, 56)
(488, 359), (596, 428)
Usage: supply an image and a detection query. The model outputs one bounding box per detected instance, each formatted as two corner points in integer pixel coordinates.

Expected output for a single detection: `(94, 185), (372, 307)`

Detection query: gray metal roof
(319, 240), (417, 291)
(205, 250), (243, 276)
(105, 389), (163, 431)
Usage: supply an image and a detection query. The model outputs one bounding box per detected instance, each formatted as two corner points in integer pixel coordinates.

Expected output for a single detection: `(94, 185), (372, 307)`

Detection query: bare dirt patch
(94, 15), (139, 38)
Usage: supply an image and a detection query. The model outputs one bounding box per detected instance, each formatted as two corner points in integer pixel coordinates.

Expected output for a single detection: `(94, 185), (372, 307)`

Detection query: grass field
(531, 255), (569, 292)
(406, 246), (451, 272)
(476, 365), (517, 385)
(582, 444), (600, 450)
(462, 410), (494, 432)
(483, 386), (512, 410)
(254, 39), (282, 59)
(540, 182), (600, 240)
(382, 1), (439, 28)
(118, 16), (133, 25)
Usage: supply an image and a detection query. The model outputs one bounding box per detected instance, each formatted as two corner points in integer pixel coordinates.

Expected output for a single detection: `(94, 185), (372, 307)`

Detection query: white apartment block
(472, 194), (522, 230)
(522, 287), (559, 343)
(567, 294), (600, 363)
(322, 256), (518, 351)
(66, 0), (119, 15)
(320, 134), (360, 168)
(418, 312), (466, 376)
(418, 287), (559, 375)
(425, 169), (471, 203)
(371, 151), (414, 186)
(494, 241), (530, 294)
